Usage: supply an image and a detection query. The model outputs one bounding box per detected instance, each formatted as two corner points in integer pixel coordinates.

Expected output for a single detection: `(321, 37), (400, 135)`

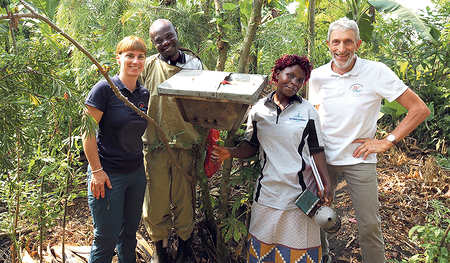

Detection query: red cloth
(204, 129), (221, 178)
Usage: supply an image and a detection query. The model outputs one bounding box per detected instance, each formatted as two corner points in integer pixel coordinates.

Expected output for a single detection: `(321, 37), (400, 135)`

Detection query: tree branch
(440, 223), (450, 247)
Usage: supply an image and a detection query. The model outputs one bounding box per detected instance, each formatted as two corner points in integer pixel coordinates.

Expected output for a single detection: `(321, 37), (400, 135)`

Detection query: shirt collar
(111, 74), (144, 93)
(264, 90), (302, 106)
(158, 50), (186, 65)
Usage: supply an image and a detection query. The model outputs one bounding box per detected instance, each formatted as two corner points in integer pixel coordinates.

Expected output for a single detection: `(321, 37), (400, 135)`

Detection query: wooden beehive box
(158, 70), (267, 131)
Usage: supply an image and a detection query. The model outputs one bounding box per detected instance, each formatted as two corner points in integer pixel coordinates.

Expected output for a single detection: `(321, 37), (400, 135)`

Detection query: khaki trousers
(142, 147), (194, 242)
(321, 163), (385, 263)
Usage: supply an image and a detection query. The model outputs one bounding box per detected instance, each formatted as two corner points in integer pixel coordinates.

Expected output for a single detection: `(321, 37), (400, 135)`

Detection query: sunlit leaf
(223, 3), (236, 11)
(29, 95), (41, 106)
(369, 0), (440, 44)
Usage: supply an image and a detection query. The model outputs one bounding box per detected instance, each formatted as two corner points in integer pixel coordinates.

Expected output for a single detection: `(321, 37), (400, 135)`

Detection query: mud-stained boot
(151, 240), (167, 263)
(174, 238), (190, 263)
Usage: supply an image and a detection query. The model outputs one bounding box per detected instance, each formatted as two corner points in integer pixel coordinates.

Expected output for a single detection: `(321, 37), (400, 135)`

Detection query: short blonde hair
(116, 36), (147, 56)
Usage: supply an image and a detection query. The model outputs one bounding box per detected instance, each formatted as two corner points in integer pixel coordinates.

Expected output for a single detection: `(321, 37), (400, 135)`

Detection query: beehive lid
(157, 70), (267, 105)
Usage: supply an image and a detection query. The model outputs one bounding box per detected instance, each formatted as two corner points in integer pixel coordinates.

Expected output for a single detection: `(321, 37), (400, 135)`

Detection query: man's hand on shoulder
(352, 138), (394, 160)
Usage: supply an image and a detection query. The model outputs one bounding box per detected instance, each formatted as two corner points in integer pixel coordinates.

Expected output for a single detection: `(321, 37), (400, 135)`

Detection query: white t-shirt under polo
(308, 56), (408, 165)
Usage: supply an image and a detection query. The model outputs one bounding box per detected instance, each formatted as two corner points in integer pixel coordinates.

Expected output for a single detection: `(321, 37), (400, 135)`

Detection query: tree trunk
(308, 0), (315, 68)
(236, 0), (263, 73)
(249, 43), (258, 74)
(214, 0), (230, 72)
(306, 0), (316, 100)
(216, 133), (237, 262)
(211, 1), (231, 261)
(215, 2), (263, 261)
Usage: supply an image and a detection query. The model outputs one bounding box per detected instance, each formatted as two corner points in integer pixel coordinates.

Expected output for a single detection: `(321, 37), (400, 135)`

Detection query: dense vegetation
(1, 0), (449, 262)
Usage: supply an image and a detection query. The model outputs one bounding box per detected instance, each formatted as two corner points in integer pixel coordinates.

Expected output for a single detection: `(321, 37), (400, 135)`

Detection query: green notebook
(294, 189), (319, 216)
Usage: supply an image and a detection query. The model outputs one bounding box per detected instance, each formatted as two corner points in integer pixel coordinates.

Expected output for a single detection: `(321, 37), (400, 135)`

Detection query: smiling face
(116, 50), (146, 79)
(275, 64), (306, 99)
(327, 28), (362, 74)
(150, 20), (180, 61)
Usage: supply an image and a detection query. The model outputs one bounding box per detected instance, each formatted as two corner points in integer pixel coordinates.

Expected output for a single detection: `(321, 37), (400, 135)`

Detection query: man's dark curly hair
(271, 54), (313, 84)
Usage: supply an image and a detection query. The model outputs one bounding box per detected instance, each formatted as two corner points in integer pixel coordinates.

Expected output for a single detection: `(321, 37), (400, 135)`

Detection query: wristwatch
(387, 134), (397, 144)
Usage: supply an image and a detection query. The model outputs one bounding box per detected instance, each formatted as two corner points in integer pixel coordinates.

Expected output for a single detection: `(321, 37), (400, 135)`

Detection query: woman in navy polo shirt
(211, 55), (333, 263)
(82, 36), (149, 263)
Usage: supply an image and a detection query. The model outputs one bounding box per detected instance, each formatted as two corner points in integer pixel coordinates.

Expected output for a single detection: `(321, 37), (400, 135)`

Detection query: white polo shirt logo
(349, 83), (364, 97)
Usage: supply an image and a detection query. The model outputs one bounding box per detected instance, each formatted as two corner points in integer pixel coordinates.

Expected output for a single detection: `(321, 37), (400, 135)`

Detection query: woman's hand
(211, 141), (258, 164)
(311, 152), (333, 206)
(319, 180), (333, 207)
(90, 170), (112, 199)
(211, 145), (231, 164)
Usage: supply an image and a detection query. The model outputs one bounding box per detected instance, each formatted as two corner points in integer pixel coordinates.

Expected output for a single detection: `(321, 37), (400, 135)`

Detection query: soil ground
(1, 145), (450, 263)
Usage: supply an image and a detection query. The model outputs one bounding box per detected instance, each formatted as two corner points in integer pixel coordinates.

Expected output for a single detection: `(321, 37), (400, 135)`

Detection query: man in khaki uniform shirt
(139, 19), (203, 263)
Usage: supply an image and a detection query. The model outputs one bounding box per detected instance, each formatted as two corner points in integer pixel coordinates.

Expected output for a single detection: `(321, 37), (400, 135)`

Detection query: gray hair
(327, 17), (360, 42)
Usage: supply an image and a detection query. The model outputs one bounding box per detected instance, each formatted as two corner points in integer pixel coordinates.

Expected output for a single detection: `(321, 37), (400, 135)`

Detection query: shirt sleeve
(306, 106), (325, 153)
(244, 105), (260, 147)
(85, 80), (110, 112)
(375, 62), (408, 103)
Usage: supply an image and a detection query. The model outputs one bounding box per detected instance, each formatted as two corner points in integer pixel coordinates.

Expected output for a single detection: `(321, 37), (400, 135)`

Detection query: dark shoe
(151, 240), (167, 263)
(175, 238), (190, 263)
(322, 254), (332, 263)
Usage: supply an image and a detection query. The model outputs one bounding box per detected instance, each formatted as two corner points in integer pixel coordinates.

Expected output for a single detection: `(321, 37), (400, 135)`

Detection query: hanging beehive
(157, 70), (267, 131)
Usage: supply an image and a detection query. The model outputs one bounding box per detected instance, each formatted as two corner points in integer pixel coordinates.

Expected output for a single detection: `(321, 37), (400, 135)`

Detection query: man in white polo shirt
(308, 17), (430, 263)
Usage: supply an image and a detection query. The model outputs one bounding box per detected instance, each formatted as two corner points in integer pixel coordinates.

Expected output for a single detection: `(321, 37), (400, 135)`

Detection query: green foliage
(0, 144), (85, 232)
(0, 4), (89, 256)
(0, 35), (81, 169)
(28, 0), (60, 20)
(408, 200), (450, 262)
(369, 0), (440, 44)
(55, 0), (128, 88)
(239, 0), (252, 25)
(369, 3), (450, 153)
(432, 153), (450, 171)
(220, 157), (256, 243)
(251, 4), (309, 76)
(380, 98), (408, 124)
(228, 155), (260, 188)
(220, 214), (247, 242)
(218, 155), (260, 243)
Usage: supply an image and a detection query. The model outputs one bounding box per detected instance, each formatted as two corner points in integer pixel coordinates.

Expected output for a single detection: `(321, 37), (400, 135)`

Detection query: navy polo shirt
(85, 75), (149, 174)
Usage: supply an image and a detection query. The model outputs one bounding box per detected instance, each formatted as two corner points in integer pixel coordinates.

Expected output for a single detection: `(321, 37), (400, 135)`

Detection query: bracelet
(91, 167), (103, 173)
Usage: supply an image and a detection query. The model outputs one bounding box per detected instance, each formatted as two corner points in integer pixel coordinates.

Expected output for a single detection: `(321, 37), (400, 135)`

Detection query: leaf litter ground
(2, 146), (449, 263)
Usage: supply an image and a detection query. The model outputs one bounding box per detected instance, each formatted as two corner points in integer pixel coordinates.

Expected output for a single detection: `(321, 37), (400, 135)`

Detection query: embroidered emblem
(138, 102), (148, 111)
